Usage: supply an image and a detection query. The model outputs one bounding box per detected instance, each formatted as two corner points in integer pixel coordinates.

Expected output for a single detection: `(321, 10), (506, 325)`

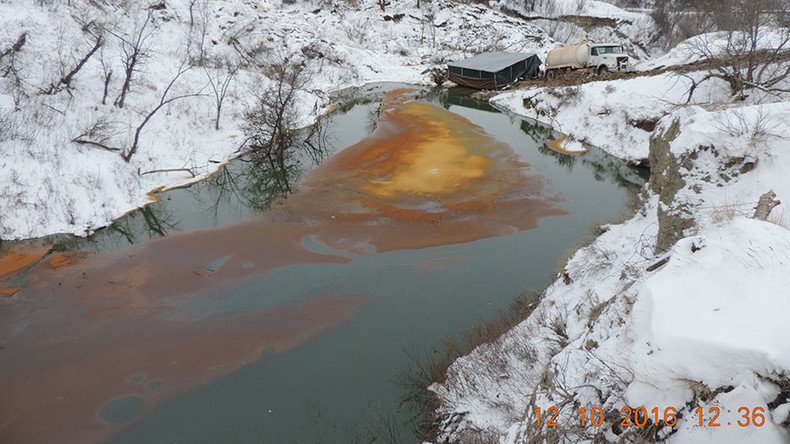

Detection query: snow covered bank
(432, 39), (790, 443)
(1, 0), (556, 240)
(490, 72), (726, 163)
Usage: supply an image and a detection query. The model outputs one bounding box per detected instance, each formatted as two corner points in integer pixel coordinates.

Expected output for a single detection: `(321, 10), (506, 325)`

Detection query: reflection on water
(0, 84), (645, 443)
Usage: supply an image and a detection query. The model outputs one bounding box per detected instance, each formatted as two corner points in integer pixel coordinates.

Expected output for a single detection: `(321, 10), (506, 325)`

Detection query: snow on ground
(1, 0), (555, 240)
(491, 0), (658, 60)
(629, 218), (790, 444)
(492, 72), (728, 163)
(636, 27), (790, 72)
(433, 34), (790, 444)
(494, 0), (641, 20)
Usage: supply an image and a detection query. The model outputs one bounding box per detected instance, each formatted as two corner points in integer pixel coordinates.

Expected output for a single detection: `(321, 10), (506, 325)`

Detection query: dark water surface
(0, 84), (644, 443)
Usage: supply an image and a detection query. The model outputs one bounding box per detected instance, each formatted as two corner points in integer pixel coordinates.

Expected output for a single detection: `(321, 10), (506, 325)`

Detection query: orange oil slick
(0, 245), (50, 279)
(0, 89), (565, 443)
(0, 295), (365, 444)
(47, 251), (88, 269)
(0, 287), (20, 297)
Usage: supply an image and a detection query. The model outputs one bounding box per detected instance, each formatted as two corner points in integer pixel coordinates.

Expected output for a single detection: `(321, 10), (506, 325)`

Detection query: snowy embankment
(490, 26), (790, 164)
(489, 0), (659, 60)
(0, 0), (553, 240)
(491, 72), (729, 164)
(433, 35), (790, 443)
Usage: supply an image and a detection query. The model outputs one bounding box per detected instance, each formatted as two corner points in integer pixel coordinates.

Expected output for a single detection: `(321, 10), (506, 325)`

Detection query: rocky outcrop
(648, 120), (695, 253)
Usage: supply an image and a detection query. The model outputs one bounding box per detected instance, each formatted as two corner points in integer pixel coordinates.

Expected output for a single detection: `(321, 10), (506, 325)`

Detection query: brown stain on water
(0, 245), (50, 279)
(0, 295), (365, 444)
(0, 89), (566, 443)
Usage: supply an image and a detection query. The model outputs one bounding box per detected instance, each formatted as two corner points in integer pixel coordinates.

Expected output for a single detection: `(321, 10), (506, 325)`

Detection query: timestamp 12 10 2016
(533, 405), (768, 428)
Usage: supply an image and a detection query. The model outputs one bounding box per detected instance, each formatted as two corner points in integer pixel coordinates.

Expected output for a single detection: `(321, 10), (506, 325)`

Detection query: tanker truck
(544, 42), (630, 80)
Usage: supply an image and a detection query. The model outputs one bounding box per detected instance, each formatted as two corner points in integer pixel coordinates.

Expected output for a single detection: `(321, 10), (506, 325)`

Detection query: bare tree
(187, 0), (210, 66)
(684, 0), (790, 101)
(241, 57), (308, 180)
(188, 0), (198, 29)
(421, 9), (437, 48)
(652, 0), (719, 48)
(204, 57), (240, 130)
(72, 65), (205, 161)
(123, 64), (205, 161)
(111, 10), (155, 108)
(99, 45), (113, 105)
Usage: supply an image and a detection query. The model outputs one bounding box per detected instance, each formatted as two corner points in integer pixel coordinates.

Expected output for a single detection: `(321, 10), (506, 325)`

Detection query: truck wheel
(546, 69), (557, 81)
(597, 65), (609, 76)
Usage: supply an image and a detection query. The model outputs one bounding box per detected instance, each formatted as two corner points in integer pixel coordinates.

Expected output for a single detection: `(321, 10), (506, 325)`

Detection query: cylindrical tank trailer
(544, 42), (630, 80)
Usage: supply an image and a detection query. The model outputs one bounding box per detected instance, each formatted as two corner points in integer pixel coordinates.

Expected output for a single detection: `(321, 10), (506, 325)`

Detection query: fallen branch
(646, 254), (671, 272)
(0, 32), (27, 63)
(72, 138), (121, 152)
(753, 190), (781, 221)
(43, 36), (103, 95)
(138, 167), (196, 177)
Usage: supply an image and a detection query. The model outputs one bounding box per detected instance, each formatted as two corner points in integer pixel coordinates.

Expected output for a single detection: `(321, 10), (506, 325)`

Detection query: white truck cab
(544, 42), (631, 80)
(588, 43), (629, 73)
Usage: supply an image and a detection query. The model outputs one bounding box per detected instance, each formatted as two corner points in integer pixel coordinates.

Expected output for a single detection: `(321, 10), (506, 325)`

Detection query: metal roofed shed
(447, 52), (541, 89)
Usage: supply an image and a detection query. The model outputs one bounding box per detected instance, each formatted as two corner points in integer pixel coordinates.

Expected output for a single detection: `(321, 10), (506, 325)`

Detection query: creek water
(0, 83), (644, 443)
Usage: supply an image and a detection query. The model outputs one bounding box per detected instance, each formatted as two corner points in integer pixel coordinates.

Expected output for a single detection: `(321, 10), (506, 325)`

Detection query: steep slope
(1, 0), (550, 240)
(432, 32), (790, 443)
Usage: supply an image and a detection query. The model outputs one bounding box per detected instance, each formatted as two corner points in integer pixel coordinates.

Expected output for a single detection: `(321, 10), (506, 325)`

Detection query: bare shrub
(0, 110), (15, 142)
(343, 18), (369, 44)
(72, 117), (123, 152)
(768, 209), (790, 229)
(186, 0), (211, 66)
(709, 203), (741, 223)
(713, 106), (784, 150)
(399, 290), (542, 440)
(651, 0), (718, 48)
(99, 45), (113, 105)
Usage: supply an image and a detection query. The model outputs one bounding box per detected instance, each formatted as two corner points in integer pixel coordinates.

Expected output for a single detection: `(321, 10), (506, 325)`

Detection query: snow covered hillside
(490, 0), (659, 60)
(432, 31), (790, 443)
(0, 0), (569, 240)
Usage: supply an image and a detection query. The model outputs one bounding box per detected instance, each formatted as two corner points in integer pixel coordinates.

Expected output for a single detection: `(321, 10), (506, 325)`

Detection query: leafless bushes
(186, 0), (210, 66)
(713, 106), (784, 149)
(651, 0), (719, 48)
(0, 110), (15, 143)
(343, 18), (369, 44)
